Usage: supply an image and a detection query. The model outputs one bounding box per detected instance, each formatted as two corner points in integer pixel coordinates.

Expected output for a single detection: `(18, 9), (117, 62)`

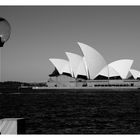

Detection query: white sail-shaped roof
(108, 59), (133, 79)
(65, 52), (84, 77)
(62, 63), (72, 75)
(76, 57), (88, 77)
(138, 72), (140, 79)
(130, 69), (140, 79)
(78, 42), (107, 79)
(98, 65), (120, 77)
(49, 58), (72, 75)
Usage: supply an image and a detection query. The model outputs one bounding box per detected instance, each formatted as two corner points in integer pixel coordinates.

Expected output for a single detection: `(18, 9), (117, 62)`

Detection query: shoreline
(1, 86), (140, 94)
(18, 86), (140, 93)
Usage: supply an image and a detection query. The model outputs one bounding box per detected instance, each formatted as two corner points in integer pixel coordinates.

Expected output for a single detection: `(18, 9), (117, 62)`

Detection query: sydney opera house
(47, 42), (140, 88)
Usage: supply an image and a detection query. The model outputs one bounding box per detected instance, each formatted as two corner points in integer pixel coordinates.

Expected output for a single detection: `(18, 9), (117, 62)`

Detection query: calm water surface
(0, 91), (140, 134)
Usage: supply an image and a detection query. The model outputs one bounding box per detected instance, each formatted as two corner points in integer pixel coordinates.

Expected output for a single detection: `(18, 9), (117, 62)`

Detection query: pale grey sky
(1, 6), (140, 82)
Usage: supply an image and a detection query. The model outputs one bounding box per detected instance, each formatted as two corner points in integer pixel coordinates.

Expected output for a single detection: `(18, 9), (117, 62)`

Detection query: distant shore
(1, 81), (140, 94)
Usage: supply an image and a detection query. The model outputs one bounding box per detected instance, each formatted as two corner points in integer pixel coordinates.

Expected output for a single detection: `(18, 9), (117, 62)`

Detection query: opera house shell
(48, 42), (140, 87)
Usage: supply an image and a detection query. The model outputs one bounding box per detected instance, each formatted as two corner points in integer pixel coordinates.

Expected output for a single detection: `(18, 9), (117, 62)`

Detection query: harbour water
(1, 90), (140, 134)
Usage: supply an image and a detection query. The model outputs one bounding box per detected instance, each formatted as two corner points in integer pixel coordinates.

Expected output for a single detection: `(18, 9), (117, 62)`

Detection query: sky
(1, 6), (140, 82)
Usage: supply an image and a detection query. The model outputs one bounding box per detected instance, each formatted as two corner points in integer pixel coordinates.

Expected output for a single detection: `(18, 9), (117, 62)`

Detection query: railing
(0, 118), (25, 134)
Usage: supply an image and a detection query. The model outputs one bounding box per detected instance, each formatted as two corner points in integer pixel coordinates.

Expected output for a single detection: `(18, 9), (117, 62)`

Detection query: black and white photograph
(1, 5), (140, 135)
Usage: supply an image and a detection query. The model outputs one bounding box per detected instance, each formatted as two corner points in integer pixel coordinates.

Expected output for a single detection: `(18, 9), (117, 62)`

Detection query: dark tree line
(0, 81), (47, 93)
